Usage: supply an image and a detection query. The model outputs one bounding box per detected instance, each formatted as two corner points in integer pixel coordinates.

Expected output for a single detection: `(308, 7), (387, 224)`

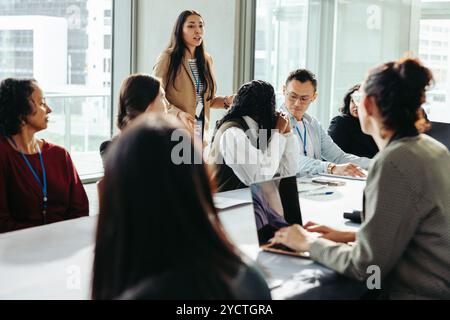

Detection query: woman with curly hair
(0, 78), (88, 233)
(328, 84), (379, 158)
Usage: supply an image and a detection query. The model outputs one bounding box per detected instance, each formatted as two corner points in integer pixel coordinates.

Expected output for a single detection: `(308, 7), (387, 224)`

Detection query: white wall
(135, 0), (237, 135)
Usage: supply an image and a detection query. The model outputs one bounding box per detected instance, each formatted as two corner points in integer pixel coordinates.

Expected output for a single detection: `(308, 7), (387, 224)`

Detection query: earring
(380, 126), (388, 139)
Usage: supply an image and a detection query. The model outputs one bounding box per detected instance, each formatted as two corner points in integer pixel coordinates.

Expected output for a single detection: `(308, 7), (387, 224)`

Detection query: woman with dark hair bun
(208, 80), (299, 192)
(271, 58), (450, 299)
(0, 78), (88, 233)
(328, 84), (379, 158)
(92, 114), (271, 300)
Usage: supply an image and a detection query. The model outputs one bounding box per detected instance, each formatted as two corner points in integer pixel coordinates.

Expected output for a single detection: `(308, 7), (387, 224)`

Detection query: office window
(432, 40), (442, 47)
(254, 0), (415, 126)
(103, 57), (111, 73)
(330, 0), (416, 123)
(0, 0), (113, 176)
(431, 54), (441, 61)
(254, 0), (309, 103)
(104, 9), (112, 26)
(0, 30), (34, 78)
(419, 19), (450, 123)
(433, 94), (446, 103)
(104, 34), (111, 50)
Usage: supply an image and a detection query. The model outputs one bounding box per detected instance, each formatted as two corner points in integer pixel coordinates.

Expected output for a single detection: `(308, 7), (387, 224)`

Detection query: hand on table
(269, 224), (315, 252)
(332, 163), (366, 178)
(304, 221), (356, 243)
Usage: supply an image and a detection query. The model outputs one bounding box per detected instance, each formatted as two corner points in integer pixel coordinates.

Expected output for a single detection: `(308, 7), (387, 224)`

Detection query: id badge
(195, 119), (203, 138)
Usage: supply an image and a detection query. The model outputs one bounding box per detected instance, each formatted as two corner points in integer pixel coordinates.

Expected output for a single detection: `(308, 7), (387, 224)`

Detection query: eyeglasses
(286, 91), (314, 104)
(351, 91), (363, 106)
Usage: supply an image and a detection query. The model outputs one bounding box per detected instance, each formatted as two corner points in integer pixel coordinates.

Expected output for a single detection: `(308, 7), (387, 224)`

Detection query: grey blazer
(310, 134), (450, 299)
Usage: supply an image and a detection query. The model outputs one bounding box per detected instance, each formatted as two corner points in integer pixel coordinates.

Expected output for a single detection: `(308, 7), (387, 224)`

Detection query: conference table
(0, 176), (367, 300)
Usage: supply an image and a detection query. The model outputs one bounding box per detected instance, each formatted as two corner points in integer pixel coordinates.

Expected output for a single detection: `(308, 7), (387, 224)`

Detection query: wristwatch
(224, 96), (231, 109)
(327, 163), (336, 174)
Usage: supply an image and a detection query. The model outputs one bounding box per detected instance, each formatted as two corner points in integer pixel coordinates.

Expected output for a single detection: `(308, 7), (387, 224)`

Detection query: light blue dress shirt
(281, 105), (372, 176)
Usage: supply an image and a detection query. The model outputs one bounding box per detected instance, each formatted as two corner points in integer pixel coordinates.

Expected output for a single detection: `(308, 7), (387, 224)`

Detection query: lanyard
(9, 138), (48, 223)
(189, 64), (204, 128)
(295, 118), (308, 157)
(189, 62), (205, 139)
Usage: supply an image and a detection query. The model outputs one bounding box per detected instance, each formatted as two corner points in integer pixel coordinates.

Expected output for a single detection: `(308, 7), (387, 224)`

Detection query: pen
(308, 191), (334, 196)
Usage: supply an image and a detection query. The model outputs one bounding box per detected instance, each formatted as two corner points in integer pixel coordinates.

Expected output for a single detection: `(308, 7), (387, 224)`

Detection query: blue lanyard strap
(295, 118), (308, 156)
(9, 138), (48, 215)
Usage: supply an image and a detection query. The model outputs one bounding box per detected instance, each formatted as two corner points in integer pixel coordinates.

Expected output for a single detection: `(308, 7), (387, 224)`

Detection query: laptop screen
(250, 176), (302, 245)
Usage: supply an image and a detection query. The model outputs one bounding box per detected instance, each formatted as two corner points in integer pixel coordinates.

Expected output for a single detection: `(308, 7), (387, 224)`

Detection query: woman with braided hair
(208, 80), (300, 192)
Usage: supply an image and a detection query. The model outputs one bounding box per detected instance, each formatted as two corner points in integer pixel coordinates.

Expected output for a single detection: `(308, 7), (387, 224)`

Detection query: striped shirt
(188, 59), (204, 118)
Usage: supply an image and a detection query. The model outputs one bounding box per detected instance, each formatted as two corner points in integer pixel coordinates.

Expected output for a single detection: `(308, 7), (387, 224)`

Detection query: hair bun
(395, 58), (433, 91)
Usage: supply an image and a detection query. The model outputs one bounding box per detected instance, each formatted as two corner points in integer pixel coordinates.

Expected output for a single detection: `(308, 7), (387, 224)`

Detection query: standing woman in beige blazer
(153, 10), (234, 142)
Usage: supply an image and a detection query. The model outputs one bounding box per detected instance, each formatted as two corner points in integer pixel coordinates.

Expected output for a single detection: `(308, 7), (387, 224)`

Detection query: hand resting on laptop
(269, 222), (356, 253)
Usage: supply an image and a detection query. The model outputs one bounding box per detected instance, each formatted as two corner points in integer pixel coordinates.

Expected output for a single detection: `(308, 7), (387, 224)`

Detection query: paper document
(214, 191), (253, 209)
(297, 183), (327, 194)
(318, 173), (367, 181)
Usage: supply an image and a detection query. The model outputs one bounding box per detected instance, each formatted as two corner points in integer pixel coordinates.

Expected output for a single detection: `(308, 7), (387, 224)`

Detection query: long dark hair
(339, 84), (360, 115)
(117, 74), (160, 130)
(165, 10), (214, 100)
(92, 114), (243, 299)
(213, 80), (277, 144)
(363, 58), (434, 137)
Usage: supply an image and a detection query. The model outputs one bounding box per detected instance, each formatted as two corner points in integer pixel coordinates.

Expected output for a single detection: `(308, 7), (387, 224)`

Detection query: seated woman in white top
(208, 80), (300, 192)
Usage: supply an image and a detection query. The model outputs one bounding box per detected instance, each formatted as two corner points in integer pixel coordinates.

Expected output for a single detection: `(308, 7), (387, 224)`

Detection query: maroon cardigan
(0, 135), (89, 233)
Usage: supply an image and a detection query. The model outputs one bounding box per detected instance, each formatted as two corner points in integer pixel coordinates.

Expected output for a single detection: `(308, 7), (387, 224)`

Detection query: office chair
(427, 121), (450, 150)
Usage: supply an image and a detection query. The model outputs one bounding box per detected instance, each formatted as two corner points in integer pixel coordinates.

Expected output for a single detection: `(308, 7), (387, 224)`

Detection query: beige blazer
(153, 50), (222, 137)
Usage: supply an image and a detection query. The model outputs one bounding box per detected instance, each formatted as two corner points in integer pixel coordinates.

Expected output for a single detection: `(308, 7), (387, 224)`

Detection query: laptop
(250, 176), (310, 259)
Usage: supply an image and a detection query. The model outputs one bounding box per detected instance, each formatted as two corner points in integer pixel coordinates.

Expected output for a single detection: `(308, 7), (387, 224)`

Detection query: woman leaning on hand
(153, 10), (234, 142)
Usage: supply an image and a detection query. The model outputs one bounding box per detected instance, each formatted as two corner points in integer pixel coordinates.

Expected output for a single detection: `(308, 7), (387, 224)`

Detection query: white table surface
(0, 177), (365, 300)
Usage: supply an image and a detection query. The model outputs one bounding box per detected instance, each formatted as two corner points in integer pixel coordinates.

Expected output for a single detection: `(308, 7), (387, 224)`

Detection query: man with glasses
(281, 69), (371, 177)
